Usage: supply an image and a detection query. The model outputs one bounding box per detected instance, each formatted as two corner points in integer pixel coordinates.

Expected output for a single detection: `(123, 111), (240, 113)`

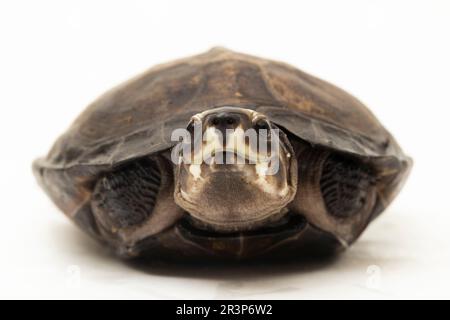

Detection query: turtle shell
(34, 47), (412, 255)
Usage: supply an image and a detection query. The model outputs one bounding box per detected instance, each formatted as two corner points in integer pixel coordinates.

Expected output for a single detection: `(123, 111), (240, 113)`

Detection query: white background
(1, 0), (449, 299)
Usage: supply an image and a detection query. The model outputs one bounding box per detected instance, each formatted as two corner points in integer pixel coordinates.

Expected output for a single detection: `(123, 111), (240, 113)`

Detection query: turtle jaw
(173, 162), (297, 232)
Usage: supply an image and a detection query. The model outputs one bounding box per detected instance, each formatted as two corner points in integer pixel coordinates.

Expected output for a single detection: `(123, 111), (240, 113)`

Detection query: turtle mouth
(176, 213), (306, 239)
(204, 149), (251, 164)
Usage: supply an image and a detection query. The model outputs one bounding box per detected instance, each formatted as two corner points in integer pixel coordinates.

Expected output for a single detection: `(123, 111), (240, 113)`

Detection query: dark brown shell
(34, 47), (411, 249)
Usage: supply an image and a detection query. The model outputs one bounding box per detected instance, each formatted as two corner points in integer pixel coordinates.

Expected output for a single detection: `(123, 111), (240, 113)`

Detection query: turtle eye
(186, 120), (195, 134)
(211, 117), (220, 126)
(186, 120), (203, 146)
(254, 119), (270, 132)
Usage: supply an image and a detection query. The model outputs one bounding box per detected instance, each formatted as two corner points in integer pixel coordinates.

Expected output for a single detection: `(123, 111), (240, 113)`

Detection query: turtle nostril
(226, 117), (235, 125)
(211, 117), (220, 126)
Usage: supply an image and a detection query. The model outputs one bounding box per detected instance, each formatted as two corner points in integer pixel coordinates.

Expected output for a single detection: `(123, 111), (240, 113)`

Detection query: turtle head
(173, 107), (298, 232)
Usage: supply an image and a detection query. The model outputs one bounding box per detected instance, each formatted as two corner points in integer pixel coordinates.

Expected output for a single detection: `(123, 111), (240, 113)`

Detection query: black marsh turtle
(33, 48), (412, 260)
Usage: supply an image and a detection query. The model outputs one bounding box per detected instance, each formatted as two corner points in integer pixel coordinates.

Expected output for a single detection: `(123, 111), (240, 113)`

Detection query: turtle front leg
(91, 154), (184, 257)
(288, 140), (377, 245)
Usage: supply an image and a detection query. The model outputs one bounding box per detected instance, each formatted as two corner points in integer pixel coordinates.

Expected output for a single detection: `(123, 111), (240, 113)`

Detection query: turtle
(33, 47), (412, 260)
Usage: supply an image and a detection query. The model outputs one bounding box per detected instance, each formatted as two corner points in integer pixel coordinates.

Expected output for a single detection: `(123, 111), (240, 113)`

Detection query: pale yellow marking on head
(254, 161), (276, 194)
(255, 161), (269, 178)
(189, 164), (202, 180)
(253, 161), (289, 197)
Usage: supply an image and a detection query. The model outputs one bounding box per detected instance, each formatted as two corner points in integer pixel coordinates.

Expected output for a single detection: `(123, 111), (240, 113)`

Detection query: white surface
(1, 0), (449, 299)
